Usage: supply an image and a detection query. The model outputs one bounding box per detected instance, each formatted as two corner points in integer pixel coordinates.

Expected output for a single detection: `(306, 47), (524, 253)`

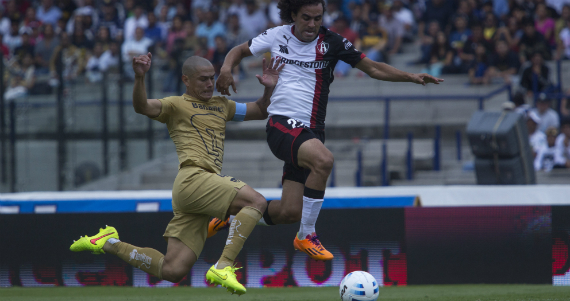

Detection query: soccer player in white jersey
(210, 0), (444, 261)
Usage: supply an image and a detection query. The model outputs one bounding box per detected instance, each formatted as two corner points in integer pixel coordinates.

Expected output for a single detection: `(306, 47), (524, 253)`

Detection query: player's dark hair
(278, 0), (327, 24)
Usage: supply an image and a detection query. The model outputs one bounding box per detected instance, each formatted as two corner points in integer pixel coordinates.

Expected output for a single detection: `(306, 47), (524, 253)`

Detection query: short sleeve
(334, 34), (366, 67)
(225, 99), (237, 122)
(248, 26), (279, 57)
(151, 97), (176, 124)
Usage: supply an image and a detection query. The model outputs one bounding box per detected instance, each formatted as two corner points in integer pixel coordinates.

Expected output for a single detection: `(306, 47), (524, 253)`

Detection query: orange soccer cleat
(207, 217), (231, 238)
(293, 232), (334, 261)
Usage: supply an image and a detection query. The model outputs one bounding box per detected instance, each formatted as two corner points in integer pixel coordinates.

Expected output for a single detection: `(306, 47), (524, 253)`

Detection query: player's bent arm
(356, 57), (414, 82)
(220, 43), (253, 74)
(132, 75), (162, 118)
(244, 86), (274, 121)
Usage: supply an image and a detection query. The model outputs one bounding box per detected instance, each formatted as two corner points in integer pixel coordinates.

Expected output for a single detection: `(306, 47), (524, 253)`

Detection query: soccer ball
(339, 271), (379, 301)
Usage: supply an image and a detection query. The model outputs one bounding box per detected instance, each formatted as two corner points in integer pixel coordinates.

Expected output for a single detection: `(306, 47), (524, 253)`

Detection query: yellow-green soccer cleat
(69, 225), (119, 255)
(206, 265), (246, 295)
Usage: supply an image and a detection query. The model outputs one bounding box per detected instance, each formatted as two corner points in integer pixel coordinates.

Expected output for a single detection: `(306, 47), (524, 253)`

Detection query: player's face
(184, 66), (216, 101)
(292, 3), (323, 42)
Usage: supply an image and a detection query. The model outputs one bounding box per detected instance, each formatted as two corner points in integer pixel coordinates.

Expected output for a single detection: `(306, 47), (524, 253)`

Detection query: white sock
(214, 261), (219, 269)
(257, 217), (272, 226)
(299, 196), (324, 239)
(228, 215), (235, 225)
(107, 238), (120, 244)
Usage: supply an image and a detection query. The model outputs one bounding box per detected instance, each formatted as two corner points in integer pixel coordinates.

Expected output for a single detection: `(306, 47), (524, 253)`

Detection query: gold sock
(217, 206), (262, 269)
(108, 242), (165, 279)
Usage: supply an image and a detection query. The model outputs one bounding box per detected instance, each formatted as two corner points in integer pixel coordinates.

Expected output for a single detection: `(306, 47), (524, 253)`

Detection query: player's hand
(216, 67), (237, 96)
(132, 52), (152, 77)
(411, 73), (444, 86)
(256, 57), (284, 89)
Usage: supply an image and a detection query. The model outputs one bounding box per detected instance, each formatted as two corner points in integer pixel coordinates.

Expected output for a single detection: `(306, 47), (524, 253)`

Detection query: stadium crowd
(0, 0), (569, 168)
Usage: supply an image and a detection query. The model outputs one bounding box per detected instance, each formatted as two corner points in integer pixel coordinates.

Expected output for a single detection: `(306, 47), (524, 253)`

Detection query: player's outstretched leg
(293, 139), (334, 261)
(70, 225), (166, 279)
(207, 186), (265, 295)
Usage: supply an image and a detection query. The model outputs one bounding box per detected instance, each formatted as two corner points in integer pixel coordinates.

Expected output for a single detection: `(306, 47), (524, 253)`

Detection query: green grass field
(1, 285), (570, 301)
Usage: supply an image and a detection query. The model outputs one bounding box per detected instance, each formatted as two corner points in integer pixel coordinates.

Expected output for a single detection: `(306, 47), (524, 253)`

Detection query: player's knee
(249, 193), (267, 213)
(313, 153), (334, 176)
(281, 207), (302, 223)
(162, 260), (192, 283)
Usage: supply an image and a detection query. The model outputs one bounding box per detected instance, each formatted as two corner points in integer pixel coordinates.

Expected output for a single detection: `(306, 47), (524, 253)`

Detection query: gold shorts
(163, 165), (247, 258)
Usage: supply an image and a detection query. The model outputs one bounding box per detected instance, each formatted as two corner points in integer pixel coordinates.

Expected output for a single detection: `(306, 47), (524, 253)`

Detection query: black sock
(263, 200), (275, 225)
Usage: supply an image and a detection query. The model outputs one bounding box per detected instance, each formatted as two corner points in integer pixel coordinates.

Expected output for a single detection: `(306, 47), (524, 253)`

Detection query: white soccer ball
(339, 271), (379, 301)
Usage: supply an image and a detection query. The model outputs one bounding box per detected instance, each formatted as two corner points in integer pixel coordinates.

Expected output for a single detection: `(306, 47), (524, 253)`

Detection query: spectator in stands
(50, 32), (86, 82)
(212, 35), (231, 76)
(267, 0), (282, 27)
(4, 53), (35, 101)
(331, 15), (358, 44)
(418, 0), (453, 40)
(413, 20), (440, 64)
(34, 24), (58, 75)
(379, 5), (404, 56)
(22, 7), (41, 30)
(99, 2), (122, 39)
(449, 15), (471, 53)
(1, 1), (21, 31)
(124, 5), (148, 42)
(165, 15), (185, 54)
(182, 20), (198, 52)
(483, 13), (498, 43)
(36, 0), (62, 25)
(323, 1), (342, 27)
(144, 12), (163, 46)
(520, 52), (552, 99)
(0, 34), (10, 58)
(527, 110), (547, 156)
(196, 9), (225, 49)
(534, 127), (566, 171)
(3, 20), (22, 53)
(513, 90), (531, 114)
(353, 16), (387, 68)
(468, 43), (489, 84)
(85, 42), (105, 82)
(561, 89), (570, 119)
(392, 0), (414, 41)
(531, 93), (560, 132)
(157, 6), (172, 39)
(95, 26), (112, 51)
(98, 40), (120, 72)
(225, 14), (249, 48)
(13, 32), (34, 62)
(493, 0), (510, 22)
(556, 118), (570, 166)
(71, 22), (94, 50)
(495, 16), (523, 51)
(556, 18), (570, 60)
(239, 0), (268, 40)
(535, 3), (556, 48)
(555, 4), (570, 42)
(349, 4), (368, 39)
(122, 27), (152, 78)
(423, 31), (454, 76)
(519, 18), (552, 62)
(460, 22), (493, 73)
(58, 0), (78, 22)
(154, 0), (177, 21)
(486, 39), (521, 84)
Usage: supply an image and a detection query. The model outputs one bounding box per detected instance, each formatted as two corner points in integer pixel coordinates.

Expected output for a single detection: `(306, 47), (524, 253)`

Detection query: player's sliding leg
(292, 138), (334, 261)
(70, 226), (196, 283)
(206, 185), (266, 295)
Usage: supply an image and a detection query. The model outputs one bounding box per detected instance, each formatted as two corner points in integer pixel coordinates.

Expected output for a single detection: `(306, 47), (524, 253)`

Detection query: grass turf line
(1, 285), (570, 301)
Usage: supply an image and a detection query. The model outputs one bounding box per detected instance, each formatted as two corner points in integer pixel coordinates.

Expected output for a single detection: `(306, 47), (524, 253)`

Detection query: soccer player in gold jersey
(70, 53), (284, 295)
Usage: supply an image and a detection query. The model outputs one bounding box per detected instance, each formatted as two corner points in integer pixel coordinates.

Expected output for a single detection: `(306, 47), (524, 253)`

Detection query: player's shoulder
(321, 27), (355, 52)
(161, 95), (184, 104)
(210, 96), (234, 106)
(257, 25), (289, 38)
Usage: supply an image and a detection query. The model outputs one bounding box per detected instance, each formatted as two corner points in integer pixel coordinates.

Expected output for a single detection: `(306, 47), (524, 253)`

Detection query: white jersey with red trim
(248, 25), (365, 130)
